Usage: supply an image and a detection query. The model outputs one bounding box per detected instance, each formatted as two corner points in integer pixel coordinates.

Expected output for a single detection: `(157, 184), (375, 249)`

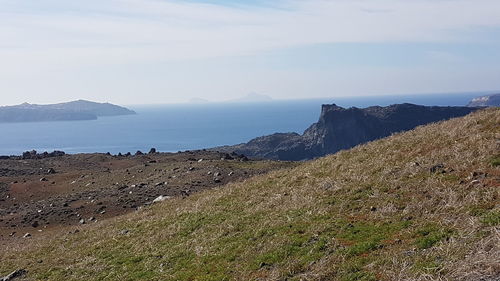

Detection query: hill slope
(218, 103), (478, 160)
(1, 109), (499, 281)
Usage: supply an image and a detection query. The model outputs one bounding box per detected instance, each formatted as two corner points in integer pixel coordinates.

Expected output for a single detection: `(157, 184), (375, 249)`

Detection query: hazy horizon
(0, 90), (497, 107)
(2, 0), (500, 105)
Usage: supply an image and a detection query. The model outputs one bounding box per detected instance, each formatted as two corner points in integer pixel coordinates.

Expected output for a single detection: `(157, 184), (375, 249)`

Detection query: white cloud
(1, 0), (500, 69)
(0, 0), (499, 104)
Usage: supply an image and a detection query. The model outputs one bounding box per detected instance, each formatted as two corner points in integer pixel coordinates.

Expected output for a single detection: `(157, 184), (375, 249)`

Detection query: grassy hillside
(1, 108), (499, 281)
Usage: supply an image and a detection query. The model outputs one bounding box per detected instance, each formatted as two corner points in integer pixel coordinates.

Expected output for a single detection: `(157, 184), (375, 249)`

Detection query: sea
(0, 92), (490, 156)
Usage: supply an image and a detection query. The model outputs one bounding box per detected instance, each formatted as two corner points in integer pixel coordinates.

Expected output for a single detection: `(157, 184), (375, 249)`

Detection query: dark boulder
(22, 150), (37, 159)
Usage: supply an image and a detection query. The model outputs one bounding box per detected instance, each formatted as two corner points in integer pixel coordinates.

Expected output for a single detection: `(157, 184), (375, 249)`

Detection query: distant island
(467, 93), (500, 107)
(0, 100), (136, 123)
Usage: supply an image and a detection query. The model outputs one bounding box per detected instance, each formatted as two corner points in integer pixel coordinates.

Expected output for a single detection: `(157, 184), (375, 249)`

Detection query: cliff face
(217, 103), (478, 161)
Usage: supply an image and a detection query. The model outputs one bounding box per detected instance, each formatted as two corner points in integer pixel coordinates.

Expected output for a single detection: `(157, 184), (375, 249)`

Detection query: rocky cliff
(218, 103), (478, 160)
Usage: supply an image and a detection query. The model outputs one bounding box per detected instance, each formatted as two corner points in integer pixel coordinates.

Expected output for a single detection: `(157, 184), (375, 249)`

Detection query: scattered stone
(31, 221), (39, 228)
(46, 168), (56, 174)
(430, 164), (446, 174)
(198, 159), (203, 162)
(148, 148), (157, 154)
(22, 233), (31, 238)
(469, 171), (487, 180)
(214, 178), (222, 183)
(153, 195), (171, 203)
(370, 206), (377, 212)
(39, 177), (48, 182)
(259, 262), (270, 268)
(79, 219), (85, 224)
(135, 150), (143, 156)
(0, 269), (27, 281)
(221, 153), (234, 160)
(228, 171), (234, 176)
(119, 229), (130, 235)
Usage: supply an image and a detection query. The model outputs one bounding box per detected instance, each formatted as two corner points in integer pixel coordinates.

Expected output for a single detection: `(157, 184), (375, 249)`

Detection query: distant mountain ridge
(0, 100), (135, 123)
(216, 103), (478, 160)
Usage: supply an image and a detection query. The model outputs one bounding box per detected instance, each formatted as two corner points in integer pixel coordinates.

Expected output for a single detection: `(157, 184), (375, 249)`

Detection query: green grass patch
(481, 210), (500, 226)
(414, 224), (454, 249)
(490, 155), (500, 167)
(336, 220), (411, 257)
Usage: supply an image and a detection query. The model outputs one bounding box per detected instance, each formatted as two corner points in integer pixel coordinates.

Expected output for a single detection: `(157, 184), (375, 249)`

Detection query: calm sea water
(0, 92), (488, 155)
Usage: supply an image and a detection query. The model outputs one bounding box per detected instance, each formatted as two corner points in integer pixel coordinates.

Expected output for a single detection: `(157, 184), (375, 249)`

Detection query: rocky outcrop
(217, 103), (478, 161)
(0, 269), (27, 281)
(467, 93), (500, 107)
(0, 150), (66, 160)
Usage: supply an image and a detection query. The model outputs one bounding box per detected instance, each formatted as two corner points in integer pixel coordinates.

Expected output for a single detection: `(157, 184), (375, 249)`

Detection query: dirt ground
(0, 150), (296, 245)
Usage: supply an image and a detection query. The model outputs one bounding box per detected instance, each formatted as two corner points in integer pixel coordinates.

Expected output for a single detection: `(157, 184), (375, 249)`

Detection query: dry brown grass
(0, 108), (499, 281)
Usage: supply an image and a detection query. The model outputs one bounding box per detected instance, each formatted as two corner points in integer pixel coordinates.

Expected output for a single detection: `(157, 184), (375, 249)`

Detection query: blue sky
(1, 0), (500, 105)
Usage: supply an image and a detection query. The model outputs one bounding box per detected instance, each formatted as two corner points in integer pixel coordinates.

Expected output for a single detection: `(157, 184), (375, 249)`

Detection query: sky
(1, 0), (500, 105)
